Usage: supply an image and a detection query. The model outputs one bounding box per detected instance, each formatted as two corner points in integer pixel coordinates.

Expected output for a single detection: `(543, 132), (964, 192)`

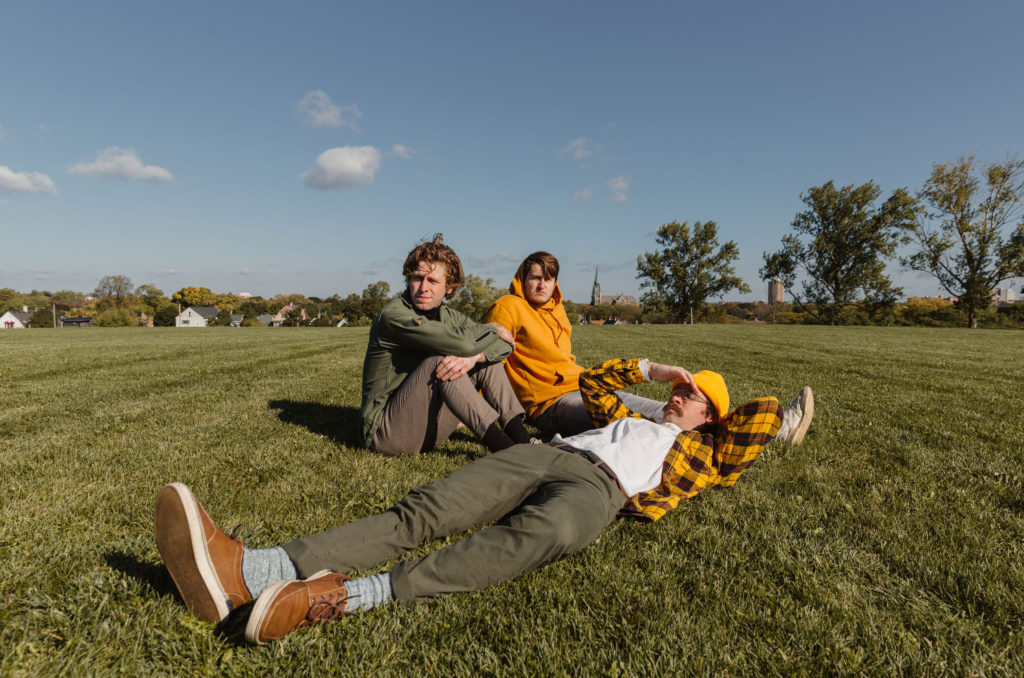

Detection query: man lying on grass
(155, 358), (814, 644)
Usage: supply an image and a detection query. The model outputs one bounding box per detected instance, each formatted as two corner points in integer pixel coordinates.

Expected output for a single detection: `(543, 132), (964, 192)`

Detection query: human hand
(648, 361), (698, 391)
(489, 322), (515, 350)
(435, 353), (483, 381)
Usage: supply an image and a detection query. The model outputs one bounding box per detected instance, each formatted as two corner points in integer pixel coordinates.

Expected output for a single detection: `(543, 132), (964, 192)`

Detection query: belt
(547, 442), (629, 499)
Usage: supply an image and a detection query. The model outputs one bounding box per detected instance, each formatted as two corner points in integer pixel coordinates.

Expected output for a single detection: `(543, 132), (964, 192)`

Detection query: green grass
(2, 325), (1023, 676)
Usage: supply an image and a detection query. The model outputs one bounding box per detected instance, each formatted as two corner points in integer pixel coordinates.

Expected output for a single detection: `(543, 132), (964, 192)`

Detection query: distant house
(1, 311), (32, 329)
(59, 316), (93, 328)
(267, 304), (310, 327)
(175, 306), (219, 327)
(230, 314), (244, 327)
(256, 314), (274, 326)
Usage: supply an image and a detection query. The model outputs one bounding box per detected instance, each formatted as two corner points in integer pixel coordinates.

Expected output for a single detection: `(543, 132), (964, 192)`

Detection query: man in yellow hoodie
(485, 251), (665, 436)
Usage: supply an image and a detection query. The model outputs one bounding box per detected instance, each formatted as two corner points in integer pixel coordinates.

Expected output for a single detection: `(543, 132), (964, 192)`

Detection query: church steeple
(591, 267), (601, 306)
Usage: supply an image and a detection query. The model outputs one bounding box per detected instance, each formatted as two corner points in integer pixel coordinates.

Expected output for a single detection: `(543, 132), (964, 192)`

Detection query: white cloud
(560, 137), (604, 166)
(301, 146), (381, 189)
(391, 144), (415, 159)
(297, 90), (361, 131)
(0, 165), (56, 194)
(573, 186), (593, 204)
(69, 147), (173, 181)
(605, 175), (631, 203)
(160, 268), (177, 275)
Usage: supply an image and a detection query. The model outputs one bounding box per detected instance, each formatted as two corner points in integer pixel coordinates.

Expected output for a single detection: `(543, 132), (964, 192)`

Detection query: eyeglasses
(671, 385), (708, 407)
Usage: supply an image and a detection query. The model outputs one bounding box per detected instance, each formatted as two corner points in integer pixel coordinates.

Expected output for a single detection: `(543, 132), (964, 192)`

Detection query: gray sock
(344, 572), (394, 613)
(241, 546), (298, 598)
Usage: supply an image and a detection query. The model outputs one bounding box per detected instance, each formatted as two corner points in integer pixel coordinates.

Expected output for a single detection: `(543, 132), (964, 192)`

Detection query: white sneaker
(776, 386), (814, 445)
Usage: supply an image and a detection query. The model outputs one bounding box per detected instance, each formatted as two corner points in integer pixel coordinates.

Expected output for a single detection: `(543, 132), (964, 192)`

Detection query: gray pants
(372, 356), (526, 455)
(281, 444), (624, 603)
(532, 390), (665, 437)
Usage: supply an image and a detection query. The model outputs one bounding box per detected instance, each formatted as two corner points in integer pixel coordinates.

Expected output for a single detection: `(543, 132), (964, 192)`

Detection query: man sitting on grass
(154, 358), (814, 644)
(359, 233), (533, 455)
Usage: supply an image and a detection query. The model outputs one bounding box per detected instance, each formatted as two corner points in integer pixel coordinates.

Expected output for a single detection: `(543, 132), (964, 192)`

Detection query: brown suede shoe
(154, 482), (251, 623)
(244, 570), (352, 644)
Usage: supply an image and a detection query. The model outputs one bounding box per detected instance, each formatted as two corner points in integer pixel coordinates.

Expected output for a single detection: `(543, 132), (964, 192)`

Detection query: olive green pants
(281, 444), (624, 603)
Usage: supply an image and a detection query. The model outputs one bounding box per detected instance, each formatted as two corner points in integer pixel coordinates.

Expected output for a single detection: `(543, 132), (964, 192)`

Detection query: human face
(523, 263), (556, 307)
(662, 383), (714, 430)
(407, 261), (452, 312)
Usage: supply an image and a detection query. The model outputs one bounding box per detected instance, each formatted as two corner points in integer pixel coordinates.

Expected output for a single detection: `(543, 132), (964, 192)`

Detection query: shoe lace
(227, 523), (248, 548)
(297, 590), (351, 629)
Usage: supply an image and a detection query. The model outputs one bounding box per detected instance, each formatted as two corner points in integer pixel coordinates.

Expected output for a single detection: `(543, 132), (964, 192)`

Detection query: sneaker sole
(244, 569), (332, 645)
(787, 387), (814, 445)
(154, 483), (230, 624)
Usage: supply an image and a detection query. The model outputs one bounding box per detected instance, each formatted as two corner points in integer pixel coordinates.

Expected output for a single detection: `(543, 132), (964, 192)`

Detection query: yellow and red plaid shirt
(579, 358), (781, 522)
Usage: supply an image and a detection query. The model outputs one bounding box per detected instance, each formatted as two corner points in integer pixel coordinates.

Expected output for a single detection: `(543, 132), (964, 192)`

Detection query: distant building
(59, 316), (93, 328)
(768, 280), (785, 304)
(175, 306), (219, 327)
(0, 311), (32, 329)
(993, 287), (1018, 305)
(590, 268), (639, 306)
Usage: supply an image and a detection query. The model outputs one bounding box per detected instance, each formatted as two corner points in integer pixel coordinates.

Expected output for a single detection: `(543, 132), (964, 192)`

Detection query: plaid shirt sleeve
(576, 358), (782, 522)
(578, 358), (651, 426)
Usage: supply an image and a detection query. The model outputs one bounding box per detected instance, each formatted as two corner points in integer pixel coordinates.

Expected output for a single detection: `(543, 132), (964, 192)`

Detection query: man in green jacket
(360, 234), (535, 455)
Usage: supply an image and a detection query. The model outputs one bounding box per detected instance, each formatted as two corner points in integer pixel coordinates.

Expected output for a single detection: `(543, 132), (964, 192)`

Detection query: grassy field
(1, 324), (1023, 676)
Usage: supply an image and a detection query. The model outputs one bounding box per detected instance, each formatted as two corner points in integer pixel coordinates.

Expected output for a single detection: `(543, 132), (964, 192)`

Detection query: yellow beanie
(675, 370), (729, 420)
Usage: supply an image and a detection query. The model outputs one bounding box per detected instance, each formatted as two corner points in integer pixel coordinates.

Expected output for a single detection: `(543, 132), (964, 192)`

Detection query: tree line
(4, 154), (1021, 330)
(637, 154), (1024, 328)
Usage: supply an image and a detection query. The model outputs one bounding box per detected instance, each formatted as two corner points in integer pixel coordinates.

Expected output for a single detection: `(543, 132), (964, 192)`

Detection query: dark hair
(402, 233), (464, 299)
(521, 251), (559, 280)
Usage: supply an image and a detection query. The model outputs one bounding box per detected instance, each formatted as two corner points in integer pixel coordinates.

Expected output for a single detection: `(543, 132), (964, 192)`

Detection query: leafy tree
(209, 308), (234, 326)
(94, 275), (135, 309)
(31, 306), (55, 328)
(153, 302), (179, 327)
(172, 286), (216, 307)
(637, 220), (750, 323)
(93, 308), (134, 327)
(52, 290), (88, 315)
(760, 181), (918, 325)
(360, 281), (392, 321)
(448, 274), (502, 321)
(0, 288), (18, 313)
(901, 155), (1024, 328)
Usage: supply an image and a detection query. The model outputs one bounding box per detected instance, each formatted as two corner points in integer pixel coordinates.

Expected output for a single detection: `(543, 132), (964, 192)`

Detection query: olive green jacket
(360, 292), (513, 446)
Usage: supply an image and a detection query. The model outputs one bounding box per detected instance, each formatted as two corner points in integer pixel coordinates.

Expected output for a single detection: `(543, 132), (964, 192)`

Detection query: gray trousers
(281, 444), (624, 603)
(532, 390), (666, 437)
(372, 356), (526, 456)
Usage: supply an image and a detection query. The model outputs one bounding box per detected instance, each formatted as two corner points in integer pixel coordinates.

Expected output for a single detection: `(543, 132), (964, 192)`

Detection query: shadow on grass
(267, 400), (362, 446)
(105, 550), (178, 598)
(105, 549), (256, 645)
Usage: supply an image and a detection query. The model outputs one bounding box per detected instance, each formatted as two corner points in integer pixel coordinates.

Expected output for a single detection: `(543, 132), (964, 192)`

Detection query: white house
(1, 310), (32, 329)
(175, 306), (219, 327)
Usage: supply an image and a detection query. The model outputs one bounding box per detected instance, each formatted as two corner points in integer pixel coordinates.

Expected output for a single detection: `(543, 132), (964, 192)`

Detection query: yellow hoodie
(484, 263), (584, 419)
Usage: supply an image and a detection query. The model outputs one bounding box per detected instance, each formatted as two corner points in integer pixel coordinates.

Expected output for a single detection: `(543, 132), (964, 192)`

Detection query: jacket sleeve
(578, 358), (650, 427)
(377, 304), (512, 362)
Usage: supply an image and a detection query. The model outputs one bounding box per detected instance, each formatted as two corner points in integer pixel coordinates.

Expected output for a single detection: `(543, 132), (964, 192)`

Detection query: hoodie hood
(509, 260), (563, 310)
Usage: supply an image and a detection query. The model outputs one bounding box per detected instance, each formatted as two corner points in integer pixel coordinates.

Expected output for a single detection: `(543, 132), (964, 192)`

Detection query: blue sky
(2, 0), (1022, 303)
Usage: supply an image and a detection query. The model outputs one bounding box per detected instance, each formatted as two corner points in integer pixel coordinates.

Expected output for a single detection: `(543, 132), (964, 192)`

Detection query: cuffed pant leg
(390, 451), (622, 603)
(281, 444), (561, 578)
